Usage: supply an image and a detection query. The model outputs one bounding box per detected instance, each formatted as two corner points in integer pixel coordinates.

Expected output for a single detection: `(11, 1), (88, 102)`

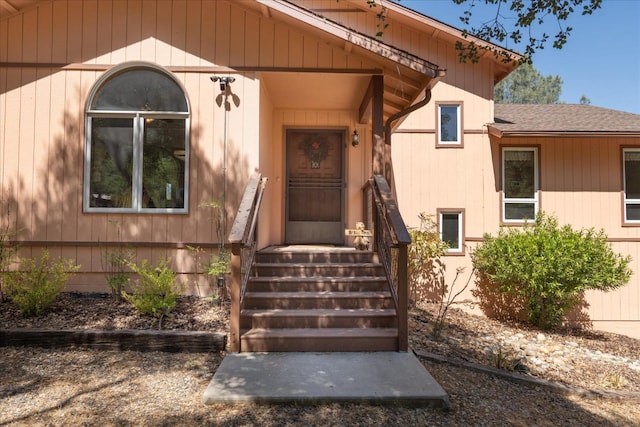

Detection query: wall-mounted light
(352, 129), (360, 147)
(210, 76), (235, 92)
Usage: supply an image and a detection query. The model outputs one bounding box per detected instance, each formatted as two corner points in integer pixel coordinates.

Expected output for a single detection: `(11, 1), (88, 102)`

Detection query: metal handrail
(228, 172), (267, 352)
(363, 174), (411, 351)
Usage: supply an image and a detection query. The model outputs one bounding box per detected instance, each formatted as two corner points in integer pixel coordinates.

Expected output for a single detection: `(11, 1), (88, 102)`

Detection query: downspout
(384, 88), (432, 146)
(382, 88), (433, 186)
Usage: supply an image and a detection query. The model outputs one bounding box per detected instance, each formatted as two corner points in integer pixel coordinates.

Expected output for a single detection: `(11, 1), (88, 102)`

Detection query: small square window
(437, 103), (463, 147)
(438, 209), (464, 254)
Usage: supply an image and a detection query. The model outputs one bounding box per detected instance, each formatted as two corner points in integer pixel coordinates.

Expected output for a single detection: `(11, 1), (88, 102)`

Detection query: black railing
(363, 175), (411, 351)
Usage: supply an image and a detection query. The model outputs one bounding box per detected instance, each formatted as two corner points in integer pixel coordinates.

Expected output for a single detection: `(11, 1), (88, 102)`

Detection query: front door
(285, 128), (345, 245)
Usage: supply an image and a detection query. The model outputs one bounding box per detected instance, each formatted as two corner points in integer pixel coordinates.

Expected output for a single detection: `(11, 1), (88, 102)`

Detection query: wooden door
(285, 129), (345, 244)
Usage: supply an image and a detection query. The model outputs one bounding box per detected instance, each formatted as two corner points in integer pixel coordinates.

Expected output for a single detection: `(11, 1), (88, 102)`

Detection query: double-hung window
(502, 147), (539, 223)
(436, 102), (463, 146)
(438, 209), (464, 255)
(623, 149), (640, 223)
(84, 63), (189, 213)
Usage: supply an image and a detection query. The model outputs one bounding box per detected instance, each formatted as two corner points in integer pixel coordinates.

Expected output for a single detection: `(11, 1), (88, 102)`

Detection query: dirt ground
(1, 293), (639, 426)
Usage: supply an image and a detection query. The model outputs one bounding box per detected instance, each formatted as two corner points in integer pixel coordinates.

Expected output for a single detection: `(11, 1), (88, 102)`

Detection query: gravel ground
(1, 293), (640, 426)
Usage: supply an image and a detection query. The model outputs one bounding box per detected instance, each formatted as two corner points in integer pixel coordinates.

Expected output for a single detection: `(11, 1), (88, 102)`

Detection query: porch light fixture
(210, 75), (235, 92)
(352, 129), (360, 147)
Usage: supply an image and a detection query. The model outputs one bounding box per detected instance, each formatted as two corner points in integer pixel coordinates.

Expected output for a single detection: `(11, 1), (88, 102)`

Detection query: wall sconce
(210, 75), (235, 92)
(352, 129), (360, 147)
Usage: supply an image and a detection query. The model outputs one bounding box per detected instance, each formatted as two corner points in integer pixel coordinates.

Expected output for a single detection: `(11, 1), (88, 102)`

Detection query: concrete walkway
(202, 351), (450, 408)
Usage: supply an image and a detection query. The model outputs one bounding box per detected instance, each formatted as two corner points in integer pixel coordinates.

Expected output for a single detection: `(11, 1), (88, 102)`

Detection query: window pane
(92, 69), (188, 112)
(505, 203), (535, 221)
(624, 152), (640, 200)
(142, 119), (186, 209)
(504, 150), (535, 198)
(89, 118), (133, 208)
(441, 213), (460, 250)
(440, 105), (459, 142)
(627, 204), (640, 221)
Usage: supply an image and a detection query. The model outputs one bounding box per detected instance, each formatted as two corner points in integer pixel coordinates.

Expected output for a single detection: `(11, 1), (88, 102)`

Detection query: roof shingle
(491, 104), (640, 136)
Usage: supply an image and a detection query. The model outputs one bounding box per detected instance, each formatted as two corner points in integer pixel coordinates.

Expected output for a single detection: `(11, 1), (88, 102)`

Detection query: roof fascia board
(487, 127), (640, 138)
(378, 0), (522, 63)
(256, 0), (441, 78)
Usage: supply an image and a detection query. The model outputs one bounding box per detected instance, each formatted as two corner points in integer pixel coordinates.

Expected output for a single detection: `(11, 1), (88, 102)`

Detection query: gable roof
(378, 0), (521, 83)
(251, 0), (446, 124)
(490, 104), (640, 137)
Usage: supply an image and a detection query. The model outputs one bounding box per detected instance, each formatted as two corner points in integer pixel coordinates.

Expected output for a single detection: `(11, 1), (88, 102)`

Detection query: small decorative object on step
(345, 221), (371, 250)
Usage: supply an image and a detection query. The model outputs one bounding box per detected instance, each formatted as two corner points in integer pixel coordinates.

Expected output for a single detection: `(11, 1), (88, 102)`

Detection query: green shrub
(0, 203), (19, 302)
(101, 220), (134, 300)
(7, 251), (80, 316)
(471, 212), (632, 329)
(408, 213), (448, 305)
(122, 257), (182, 321)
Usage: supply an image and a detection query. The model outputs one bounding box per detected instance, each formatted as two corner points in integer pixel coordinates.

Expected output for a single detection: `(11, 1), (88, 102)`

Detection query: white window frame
(502, 147), (539, 223)
(438, 209), (464, 255)
(623, 148), (640, 224)
(436, 102), (463, 146)
(83, 63), (190, 214)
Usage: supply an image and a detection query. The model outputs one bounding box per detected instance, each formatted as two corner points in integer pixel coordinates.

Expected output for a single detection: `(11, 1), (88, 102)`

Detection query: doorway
(285, 128), (345, 245)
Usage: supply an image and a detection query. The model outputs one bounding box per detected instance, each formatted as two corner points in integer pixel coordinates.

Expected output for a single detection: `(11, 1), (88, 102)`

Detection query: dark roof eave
(257, 0), (442, 78)
(488, 126), (640, 138)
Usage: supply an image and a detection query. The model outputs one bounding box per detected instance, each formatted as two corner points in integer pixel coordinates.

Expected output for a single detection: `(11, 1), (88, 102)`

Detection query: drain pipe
(384, 88), (432, 146)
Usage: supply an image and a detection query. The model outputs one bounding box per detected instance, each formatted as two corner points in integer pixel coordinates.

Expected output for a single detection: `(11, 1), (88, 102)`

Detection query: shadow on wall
(1, 95), (251, 285)
(410, 259), (447, 306)
(471, 275), (594, 330)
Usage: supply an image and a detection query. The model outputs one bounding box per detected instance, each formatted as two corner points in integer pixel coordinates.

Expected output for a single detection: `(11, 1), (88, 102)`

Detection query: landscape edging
(0, 328), (227, 353)
(414, 349), (640, 401)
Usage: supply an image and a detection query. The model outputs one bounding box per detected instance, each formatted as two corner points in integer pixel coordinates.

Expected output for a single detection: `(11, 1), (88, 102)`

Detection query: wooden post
(397, 243), (409, 352)
(228, 252), (241, 352)
(372, 75), (384, 176)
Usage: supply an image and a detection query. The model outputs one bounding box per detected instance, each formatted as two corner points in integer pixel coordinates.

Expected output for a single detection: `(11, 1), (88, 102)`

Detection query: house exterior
(1, 0), (639, 340)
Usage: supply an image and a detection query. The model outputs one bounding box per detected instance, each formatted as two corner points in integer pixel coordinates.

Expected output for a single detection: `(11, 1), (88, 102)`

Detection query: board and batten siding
(393, 131), (640, 338)
(0, 0), (379, 292)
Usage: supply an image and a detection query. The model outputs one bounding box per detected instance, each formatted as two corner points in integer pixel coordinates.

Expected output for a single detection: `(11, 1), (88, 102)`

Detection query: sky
(398, 0), (640, 114)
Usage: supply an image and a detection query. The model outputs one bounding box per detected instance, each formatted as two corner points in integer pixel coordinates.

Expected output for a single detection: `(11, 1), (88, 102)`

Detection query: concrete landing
(202, 352), (450, 408)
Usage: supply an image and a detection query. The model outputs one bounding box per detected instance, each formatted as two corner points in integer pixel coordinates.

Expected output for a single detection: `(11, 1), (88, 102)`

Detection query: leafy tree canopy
(494, 62), (562, 103)
(358, 0), (602, 63)
(453, 0), (602, 63)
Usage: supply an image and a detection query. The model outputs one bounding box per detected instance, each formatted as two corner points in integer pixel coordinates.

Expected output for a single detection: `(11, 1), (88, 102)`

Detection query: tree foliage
(471, 212), (631, 329)
(453, 0), (602, 62)
(408, 213), (448, 305)
(494, 62), (562, 103)
(358, 0), (602, 63)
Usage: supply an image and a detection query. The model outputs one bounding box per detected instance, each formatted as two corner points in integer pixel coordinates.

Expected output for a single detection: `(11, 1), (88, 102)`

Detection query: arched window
(84, 62), (189, 213)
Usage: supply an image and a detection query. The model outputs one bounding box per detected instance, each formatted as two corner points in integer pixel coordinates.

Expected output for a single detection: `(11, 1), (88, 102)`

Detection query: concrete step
(246, 276), (388, 292)
(203, 352), (450, 408)
(240, 308), (398, 329)
(240, 328), (399, 352)
(242, 291), (394, 310)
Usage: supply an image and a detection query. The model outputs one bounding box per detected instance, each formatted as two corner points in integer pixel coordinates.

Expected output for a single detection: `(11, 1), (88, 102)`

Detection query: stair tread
(254, 262), (382, 267)
(242, 328), (398, 338)
(244, 291), (391, 298)
(241, 308), (396, 316)
(249, 276), (386, 281)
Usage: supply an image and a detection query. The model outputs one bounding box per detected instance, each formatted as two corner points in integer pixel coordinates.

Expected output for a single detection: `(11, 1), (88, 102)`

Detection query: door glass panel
(286, 129), (344, 244)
